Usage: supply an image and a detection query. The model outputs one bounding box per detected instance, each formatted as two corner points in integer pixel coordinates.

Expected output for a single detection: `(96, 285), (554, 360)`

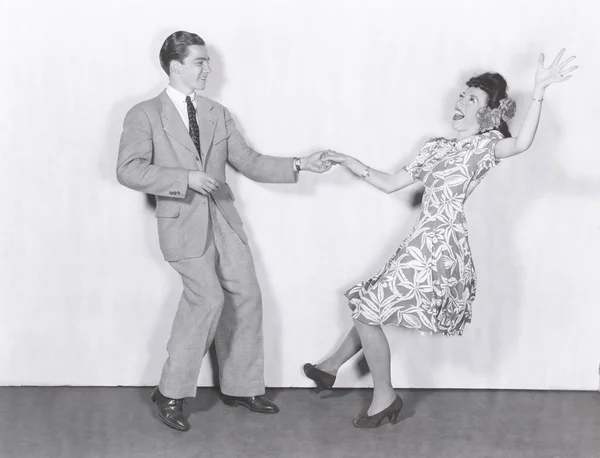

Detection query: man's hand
(300, 150), (334, 174)
(188, 171), (220, 195)
(321, 151), (349, 165)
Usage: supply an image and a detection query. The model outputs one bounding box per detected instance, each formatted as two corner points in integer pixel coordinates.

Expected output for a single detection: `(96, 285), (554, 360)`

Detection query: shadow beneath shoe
(394, 389), (431, 423)
(265, 388), (284, 400)
(320, 388), (354, 400)
(186, 388), (221, 415)
(138, 386), (156, 415)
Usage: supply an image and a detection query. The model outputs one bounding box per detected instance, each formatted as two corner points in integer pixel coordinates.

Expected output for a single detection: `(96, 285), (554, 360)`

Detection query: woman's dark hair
(466, 72), (512, 138)
(159, 31), (206, 75)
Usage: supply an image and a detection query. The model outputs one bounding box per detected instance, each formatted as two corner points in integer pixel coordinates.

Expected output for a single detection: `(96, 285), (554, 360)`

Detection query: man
(117, 31), (331, 431)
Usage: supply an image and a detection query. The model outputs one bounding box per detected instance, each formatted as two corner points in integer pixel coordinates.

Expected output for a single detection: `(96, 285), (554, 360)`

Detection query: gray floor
(0, 387), (598, 458)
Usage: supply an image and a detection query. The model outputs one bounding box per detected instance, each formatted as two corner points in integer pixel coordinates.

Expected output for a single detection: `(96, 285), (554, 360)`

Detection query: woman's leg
(316, 326), (362, 375)
(353, 319), (396, 415)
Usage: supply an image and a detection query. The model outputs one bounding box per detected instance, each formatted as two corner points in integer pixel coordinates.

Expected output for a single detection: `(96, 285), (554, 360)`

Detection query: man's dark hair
(159, 31), (205, 75)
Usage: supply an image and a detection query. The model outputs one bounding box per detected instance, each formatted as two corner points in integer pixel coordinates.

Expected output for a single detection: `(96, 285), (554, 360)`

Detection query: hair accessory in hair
(476, 107), (502, 132)
(476, 97), (517, 132)
(498, 97), (517, 121)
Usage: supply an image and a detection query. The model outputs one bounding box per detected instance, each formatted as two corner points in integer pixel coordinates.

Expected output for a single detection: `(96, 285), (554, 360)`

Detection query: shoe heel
(390, 411), (401, 424)
(151, 389), (158, 404)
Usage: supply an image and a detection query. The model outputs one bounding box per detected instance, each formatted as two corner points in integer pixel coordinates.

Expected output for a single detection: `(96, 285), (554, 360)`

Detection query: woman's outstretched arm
(322, 152), (416, 194)
(496, 48), (578, 159)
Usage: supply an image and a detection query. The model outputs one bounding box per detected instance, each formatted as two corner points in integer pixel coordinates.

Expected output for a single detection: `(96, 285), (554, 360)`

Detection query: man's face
(173, 45), (211, 92)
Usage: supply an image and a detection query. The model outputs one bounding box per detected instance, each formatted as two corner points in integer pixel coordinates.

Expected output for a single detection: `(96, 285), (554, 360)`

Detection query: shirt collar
(166, 85), (196, 104)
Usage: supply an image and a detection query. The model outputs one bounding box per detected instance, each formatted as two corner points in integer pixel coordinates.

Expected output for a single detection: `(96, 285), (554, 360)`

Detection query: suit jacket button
(195, 157), (200, 161)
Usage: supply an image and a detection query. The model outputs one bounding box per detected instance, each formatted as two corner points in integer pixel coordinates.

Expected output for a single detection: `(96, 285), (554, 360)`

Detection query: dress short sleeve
(404, 137), (443, 181)
(467, 130), (505, 191)
(475, 130), (505, 171)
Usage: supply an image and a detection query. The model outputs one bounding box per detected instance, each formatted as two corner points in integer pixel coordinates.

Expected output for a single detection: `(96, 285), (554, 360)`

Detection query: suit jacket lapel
(159, 90), (199, 158)
(196, 98), (217, 167)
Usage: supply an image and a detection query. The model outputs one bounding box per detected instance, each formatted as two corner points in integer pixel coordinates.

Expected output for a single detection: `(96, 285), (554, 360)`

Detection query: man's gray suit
(117, 90), (296, 398)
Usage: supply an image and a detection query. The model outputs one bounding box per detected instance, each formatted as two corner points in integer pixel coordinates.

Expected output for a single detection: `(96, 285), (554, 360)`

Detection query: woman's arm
(322, 152), (416, 194)
(496, 49), (577, 159)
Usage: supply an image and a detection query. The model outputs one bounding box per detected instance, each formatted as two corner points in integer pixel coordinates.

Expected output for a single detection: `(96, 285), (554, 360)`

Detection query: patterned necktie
(185, 96), (201, 154)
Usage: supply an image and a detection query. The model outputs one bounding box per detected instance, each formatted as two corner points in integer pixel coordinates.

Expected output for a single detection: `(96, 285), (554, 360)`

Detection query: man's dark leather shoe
(222, 394), (280, 414)
(151, 387), (190, 431)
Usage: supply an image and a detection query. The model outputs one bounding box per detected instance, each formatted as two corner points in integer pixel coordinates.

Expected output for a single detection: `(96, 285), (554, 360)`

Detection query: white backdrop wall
(1, 0), (599, 390)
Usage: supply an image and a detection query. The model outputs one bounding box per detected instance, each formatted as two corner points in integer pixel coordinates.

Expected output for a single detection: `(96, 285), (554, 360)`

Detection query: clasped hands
(300, 149), (348, 172)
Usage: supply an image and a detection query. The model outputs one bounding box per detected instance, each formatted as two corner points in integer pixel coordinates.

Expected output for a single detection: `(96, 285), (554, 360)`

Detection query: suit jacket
(117, 90), (297, 261)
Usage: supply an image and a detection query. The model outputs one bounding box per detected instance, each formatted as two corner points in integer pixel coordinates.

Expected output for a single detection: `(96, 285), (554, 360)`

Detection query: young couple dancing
(117, 30), (577, 431)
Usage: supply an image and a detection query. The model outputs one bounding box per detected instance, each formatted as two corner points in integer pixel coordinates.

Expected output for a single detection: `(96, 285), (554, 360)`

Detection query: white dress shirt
(166, 85), (198, 130)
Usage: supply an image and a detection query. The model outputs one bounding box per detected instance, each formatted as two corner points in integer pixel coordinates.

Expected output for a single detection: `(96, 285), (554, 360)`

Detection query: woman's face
(452, 86), (489, 136)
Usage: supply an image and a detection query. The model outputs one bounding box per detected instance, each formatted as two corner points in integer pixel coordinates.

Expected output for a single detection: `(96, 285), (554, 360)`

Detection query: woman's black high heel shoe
(303, 363), (336, 393)
(353, 395), (403, 428)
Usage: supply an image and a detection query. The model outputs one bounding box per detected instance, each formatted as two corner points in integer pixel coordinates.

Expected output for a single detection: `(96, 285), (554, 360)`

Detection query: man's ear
(170, 60), (180, 75)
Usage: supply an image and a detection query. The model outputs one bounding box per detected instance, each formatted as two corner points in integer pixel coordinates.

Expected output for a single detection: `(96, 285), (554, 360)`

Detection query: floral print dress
(346, 130), (504, 336)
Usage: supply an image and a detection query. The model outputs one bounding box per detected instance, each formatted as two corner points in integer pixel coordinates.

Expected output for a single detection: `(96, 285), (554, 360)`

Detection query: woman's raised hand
(535, 48), (578, 89)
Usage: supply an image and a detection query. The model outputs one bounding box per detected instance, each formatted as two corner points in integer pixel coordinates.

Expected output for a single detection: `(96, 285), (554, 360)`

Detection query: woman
(304, 49), (577, 428)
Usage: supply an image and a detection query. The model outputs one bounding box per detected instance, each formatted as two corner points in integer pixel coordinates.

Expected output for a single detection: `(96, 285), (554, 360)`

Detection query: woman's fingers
(551, 48), (566, 67)
(559, 55), (576, 70)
